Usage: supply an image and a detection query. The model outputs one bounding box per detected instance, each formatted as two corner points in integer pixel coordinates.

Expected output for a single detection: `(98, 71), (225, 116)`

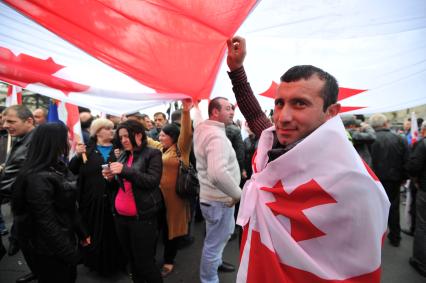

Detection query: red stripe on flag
(247, 230), (381, 283)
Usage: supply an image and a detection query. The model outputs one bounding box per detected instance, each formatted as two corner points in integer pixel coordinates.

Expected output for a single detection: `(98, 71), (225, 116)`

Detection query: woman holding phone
(103, 119), (164, 283)
(69, 118), (125, 275)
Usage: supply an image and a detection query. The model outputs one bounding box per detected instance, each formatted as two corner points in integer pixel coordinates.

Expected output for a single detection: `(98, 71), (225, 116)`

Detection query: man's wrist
(227, 66), (247, 85)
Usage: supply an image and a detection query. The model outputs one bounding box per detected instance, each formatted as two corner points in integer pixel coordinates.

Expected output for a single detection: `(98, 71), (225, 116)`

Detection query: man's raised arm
(226, 36), (272, 138)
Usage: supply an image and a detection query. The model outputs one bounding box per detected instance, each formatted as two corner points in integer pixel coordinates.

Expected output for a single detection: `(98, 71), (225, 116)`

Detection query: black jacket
(11, 163), (88, 265)
(370, 128), (409, 182)
(226, 124), (245, 173)
(110, 145), (164, 219)
(407, 138), (426, 192)
(349, 126), (375, 166)
(0, 130), (34, 198)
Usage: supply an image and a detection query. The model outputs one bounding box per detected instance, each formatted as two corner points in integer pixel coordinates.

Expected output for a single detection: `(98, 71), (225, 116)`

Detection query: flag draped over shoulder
(47, 100), (83, 158)
(237, 116), (390, 282)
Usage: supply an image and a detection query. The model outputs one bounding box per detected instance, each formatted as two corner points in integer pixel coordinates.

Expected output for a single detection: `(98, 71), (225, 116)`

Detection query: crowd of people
(0, 35), (425, 283)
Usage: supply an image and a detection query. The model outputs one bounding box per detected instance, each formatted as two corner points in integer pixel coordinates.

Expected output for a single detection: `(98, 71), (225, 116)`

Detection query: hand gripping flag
(236, 116), (390, 283)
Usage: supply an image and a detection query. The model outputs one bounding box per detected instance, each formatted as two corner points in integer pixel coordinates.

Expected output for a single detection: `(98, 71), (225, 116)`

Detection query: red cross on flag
(237, 116), (390, 282)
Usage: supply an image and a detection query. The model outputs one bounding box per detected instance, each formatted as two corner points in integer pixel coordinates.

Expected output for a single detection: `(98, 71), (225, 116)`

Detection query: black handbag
(175, 148), (199, 199)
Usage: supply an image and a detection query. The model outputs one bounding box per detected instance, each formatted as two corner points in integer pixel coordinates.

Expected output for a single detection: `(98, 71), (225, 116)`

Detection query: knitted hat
(90, 118), (114, 137)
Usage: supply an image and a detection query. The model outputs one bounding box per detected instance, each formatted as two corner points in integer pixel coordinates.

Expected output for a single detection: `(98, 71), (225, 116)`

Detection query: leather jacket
(0, 130), (34, 198)
(110, 143), (164, 219)
(11, 162), (88, 264)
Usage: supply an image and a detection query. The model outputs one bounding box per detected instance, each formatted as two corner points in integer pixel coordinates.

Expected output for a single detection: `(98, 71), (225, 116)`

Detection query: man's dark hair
(154, 112), (167, 120)
(208, 97), (228, 117)
(0, 106), (6, 113)
(171, 109), (182, 124)
(4, 105), (34, 124)
(115, 120), (147, 150)
(280, 65), (339, 111)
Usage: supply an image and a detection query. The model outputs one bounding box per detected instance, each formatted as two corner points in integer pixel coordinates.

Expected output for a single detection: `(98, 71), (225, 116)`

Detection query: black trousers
(114, 215), (162, 283)
(412, 189), (426, 272)
(162, 224), (179, 264)
(28, 251), (76, 283)
(382, 181), (401, 242)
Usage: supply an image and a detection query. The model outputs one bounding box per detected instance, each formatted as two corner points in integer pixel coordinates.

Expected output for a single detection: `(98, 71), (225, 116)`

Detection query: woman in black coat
(103, 120), (164, 283)
(69, 118), (125, 275)
(12, 123), (90, 283)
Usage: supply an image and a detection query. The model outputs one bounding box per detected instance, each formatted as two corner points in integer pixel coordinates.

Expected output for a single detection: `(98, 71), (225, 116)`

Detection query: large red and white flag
(0, 1), (425, 115)
(410, 112), (419, 145)
(237, 116), (390, 282)
(5, 84), (22, 106)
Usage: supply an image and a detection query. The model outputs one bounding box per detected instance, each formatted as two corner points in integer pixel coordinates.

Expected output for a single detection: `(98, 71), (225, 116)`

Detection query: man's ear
(26, 117), (35, 126)
(325, 103), (341, 120)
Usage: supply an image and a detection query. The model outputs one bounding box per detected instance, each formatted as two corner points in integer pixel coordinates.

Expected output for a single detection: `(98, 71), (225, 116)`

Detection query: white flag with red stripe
(1, 1), (425, 115)
(237, 116), (390, 282)
(5, 84), (22, 106)
(410, 112), (419, 145)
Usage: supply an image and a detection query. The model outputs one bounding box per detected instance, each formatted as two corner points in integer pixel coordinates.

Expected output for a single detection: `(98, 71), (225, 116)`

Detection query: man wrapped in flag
(226, 36), (390, 282)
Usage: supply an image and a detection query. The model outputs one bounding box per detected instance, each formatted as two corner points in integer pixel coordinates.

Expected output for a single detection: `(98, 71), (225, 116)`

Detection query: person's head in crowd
(79, 112), (94, 130)
(208, 97), (234, 126)
(115, 120), (147, 152)
(126, 112), (148, 128)
(369, 114), (389, 130)
(90, 118), (114, 145)
(403, 118), (411, 132)
(2, 105), (35, 137)
(153, 112), (167, 130)
(274, 65), (340, 146)
(417, 118), (424, 129)
(143, 115), (154, 130)
(342, 115), (361, 129)
(171, 109), (182, 126)
(20, 122), (69, 174)
(355, 114), (365, 122)
(32, 108), (47, 126)
(0, 106), (6, 130)
(106, 114), (121, 129)
(159, 123), (180, 150)
(421, 120), (426, 138)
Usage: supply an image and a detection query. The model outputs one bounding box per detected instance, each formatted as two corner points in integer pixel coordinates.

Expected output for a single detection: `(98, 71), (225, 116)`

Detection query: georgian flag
(5, 84), (22, 106)
(410, 112), (419, 145)
(237, 116), (390, 282)
(1, 1), (425, 115)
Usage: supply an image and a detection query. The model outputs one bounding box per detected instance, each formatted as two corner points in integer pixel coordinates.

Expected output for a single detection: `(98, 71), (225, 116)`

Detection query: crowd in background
(0, 97), (426, 282)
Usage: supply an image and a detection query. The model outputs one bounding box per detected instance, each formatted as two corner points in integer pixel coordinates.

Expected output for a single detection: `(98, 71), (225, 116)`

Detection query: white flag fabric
(237, 116), (390, 282)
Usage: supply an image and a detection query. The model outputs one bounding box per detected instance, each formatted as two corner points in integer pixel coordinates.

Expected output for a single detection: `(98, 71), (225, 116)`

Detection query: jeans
(200, 201), (235, 283)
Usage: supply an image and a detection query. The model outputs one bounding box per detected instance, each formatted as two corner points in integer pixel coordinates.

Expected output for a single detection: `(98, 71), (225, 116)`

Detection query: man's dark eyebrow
(275, 98), (284, 105)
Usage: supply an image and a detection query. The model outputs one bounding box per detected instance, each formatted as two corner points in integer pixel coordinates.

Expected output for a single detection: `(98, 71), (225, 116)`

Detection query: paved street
(0, 200), (424, 283)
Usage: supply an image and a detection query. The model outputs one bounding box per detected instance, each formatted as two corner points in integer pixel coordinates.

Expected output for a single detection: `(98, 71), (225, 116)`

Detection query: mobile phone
(101, 164), (110, 170)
